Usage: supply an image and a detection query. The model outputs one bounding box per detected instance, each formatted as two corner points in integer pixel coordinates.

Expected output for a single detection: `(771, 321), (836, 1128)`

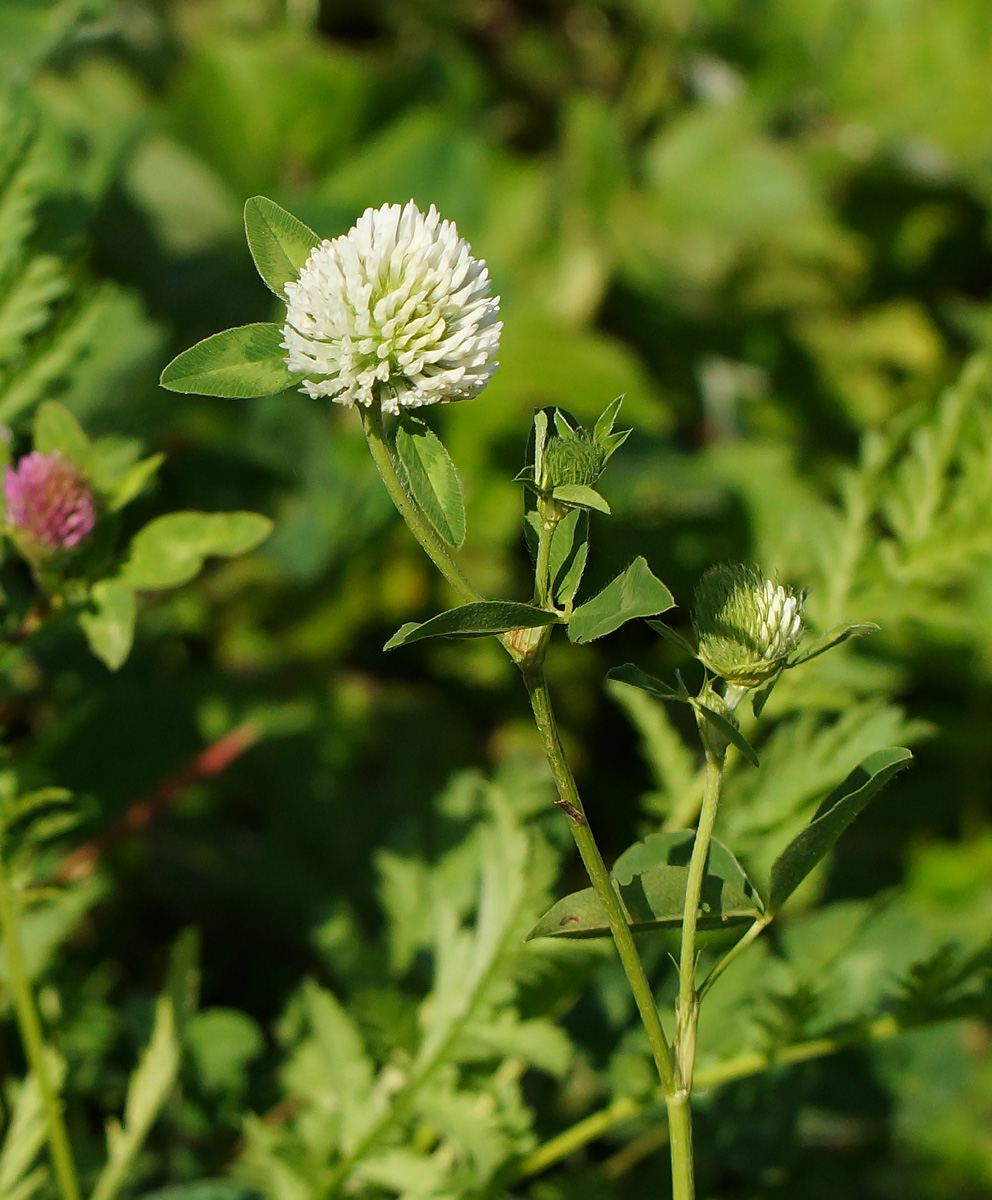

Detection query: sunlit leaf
(160, 324), (302, 398)
(243, 196), (318, 297)
(568, 557), (674, 643)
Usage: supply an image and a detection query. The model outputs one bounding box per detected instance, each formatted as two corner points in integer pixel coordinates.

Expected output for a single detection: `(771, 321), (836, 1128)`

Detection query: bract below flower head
(4, 451), (96, 554)
(692, 563), (804, 687)
(281, 201), (501, 415)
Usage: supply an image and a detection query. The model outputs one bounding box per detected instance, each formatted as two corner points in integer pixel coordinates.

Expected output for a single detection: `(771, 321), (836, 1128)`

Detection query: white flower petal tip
(281, 201), (501, 414)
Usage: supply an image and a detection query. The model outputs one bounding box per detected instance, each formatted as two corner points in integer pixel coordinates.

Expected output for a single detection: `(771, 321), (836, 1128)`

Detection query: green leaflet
(243, 196), (318, 297)
(385, 601), (559, 650)
(568, 557), (674, 643)
(551, 483), (611, 514)
(528, 830), (763, 939)
(120, 511), (273, 591)
(547, 507), (589, 606)
(159, 324), (302, 398)
(394, 415), (466, 548)
(768, 747), (913, 911)
(78, 578), (137, 672)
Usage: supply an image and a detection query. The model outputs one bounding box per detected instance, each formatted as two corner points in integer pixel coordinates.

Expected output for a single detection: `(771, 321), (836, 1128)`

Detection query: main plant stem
(364, 408), (686, 1184)
(521, 665), (677, 1095)
(0, 844), (81, 1200)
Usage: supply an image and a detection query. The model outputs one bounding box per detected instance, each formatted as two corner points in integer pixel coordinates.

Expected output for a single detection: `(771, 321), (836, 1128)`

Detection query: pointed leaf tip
(244, 196), (319, 297)
(768, 747), (912, 911)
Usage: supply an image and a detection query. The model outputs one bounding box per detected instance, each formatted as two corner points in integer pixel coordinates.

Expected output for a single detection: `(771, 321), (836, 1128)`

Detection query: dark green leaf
(527, 831), (763, 939)
(645, 619), (696, 656)
(121, 512), (273, 591)
(607, 662), (688, 701)
(160, 324), (302, 398)
(547, 508), (588, 606)
(769, 747), (913, 911)
(384, 601), (559, 650)
(788, 622), (879, 667)
(243, 196), (318, 297)
(551, 484), (610, 514)
(394, 416), (466, 548)
(568, 557), (674, 644)
(78, 579), (136, 671)
(694, 702), (760, 766)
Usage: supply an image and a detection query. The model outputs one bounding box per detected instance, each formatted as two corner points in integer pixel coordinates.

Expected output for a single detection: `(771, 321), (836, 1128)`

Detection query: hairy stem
(676, 751), (724, 1083)
(0, 845), (81, 1200)
(522, 665), (676, 1096)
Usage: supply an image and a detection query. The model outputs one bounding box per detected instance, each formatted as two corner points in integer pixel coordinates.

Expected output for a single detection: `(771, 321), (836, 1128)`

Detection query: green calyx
(541, 431), (606, 490)
(692, 563), (805, 688)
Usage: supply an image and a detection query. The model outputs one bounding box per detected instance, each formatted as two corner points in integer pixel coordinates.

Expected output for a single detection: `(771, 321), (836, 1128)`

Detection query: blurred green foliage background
(3, 0), (992, 1196)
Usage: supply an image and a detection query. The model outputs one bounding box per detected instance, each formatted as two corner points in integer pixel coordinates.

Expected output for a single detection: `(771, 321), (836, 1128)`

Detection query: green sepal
(527, 830), (764, 940)
(551, 484), (611, 514)
(160, 324), (303, 398)
(768, 747), (912, 911)
(384, 601), (559, 651)
(568, 557), (674, 644)
(244, 196), (318, 298)
(606, 662), (689, 702)
(394, 415), (466, 549)
(787, 622), (879, 668)
(120, 512), (273, 590)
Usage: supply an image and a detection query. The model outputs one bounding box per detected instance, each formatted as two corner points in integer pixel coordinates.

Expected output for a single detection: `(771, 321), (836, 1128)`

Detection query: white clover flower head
(281, 201), (501, 415)
(692, 563), (805, 687)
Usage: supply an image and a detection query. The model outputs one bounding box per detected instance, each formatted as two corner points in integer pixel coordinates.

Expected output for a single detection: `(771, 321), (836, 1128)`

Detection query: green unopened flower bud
(692, 563), (804, 687)
(541, 431), (606, 490)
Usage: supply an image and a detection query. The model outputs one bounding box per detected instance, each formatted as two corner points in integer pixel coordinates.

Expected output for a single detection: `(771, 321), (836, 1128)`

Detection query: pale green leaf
(551, 483), (610, 514)
(78, 579), (137, 671)
(32, 400), (90, 470)
(159, 324), (302, 398)
(120, 512), (273, 591)
(0, 1050), (65, 1198)
(243, 196), (318, 298)
(302, 980), (375, 1151)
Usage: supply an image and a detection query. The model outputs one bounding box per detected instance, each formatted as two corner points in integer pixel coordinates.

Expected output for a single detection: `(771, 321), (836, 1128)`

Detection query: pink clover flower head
(4, 451), (97, 552)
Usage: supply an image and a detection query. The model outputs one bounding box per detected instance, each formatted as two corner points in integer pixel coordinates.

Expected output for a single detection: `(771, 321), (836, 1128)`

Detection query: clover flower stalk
(282, 201), (501, 414)
(281, 202), (683, 1185)
(4, 451), (97, 557)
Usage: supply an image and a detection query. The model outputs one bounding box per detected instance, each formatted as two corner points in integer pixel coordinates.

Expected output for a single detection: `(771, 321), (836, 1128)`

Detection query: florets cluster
(282, 201), (501, 414)
(4, 451), (96, 554)
(692, 563), (804, 687)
